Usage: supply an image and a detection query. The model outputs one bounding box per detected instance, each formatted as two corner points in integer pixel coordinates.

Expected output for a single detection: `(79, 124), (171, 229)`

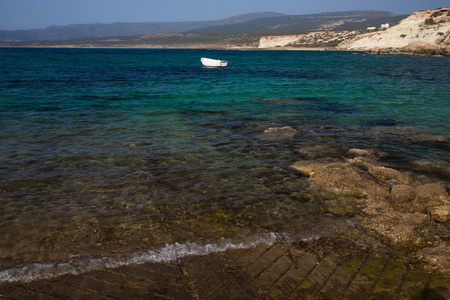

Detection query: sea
(0, 48), (449, 282)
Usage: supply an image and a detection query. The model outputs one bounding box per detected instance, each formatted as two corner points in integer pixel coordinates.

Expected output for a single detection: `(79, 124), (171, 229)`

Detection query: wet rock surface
(291, 146), (450, 273)
(258, 126), (298, 141)
(1, 127), (449, 298)
(1, 232), (449, 299)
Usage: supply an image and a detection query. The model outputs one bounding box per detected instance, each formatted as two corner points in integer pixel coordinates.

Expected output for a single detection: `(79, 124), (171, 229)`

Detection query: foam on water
(0, 232), (293, 283)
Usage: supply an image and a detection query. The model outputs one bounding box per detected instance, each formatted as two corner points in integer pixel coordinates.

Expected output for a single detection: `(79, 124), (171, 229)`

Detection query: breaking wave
(0, 232), (292, 283)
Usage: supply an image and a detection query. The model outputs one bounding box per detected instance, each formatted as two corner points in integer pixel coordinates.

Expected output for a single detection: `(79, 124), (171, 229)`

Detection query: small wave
(0, 232), (291, 283)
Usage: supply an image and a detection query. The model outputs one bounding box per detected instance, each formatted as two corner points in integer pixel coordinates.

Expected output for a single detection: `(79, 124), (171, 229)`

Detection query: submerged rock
(347, 148), (370, 157)
(324, 198), (360, 217)
(390, 184), (416, 203)
(289, 146), (450, 271)
(310, 163), (388, 198)
(418, 243), (450, 272)
(415, 183), (448, 200)
(414, 183), (450, 222)
(347, 148), (383, 159)
(296, 144), (345, 159)
(290, 159), (339, 176)
(366, 126), (443, 141)
(406, 133), (449, 143)
(409, 159), (450, 179)
(368, 166), (412, 185)
(364, 209), (434, 247)
(259, 126), (298, 141)
(429, 205), (450, 223)
(389, 184), (418, 212)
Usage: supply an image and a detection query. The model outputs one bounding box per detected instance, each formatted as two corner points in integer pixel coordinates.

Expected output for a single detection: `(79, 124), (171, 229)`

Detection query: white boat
(201, 57), (228, 68)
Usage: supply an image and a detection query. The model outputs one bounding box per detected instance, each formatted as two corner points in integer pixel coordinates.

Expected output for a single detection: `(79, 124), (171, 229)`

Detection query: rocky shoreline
(366, 42), (450, 56)
(340, 8), (450, 57)
(259, 8), (450, 57)
(261, 125), (450, 273)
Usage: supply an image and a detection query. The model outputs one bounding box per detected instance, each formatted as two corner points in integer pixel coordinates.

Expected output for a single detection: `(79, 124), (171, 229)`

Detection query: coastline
(2, 44), (448, 57)
(1, 8), (449, 56)
(0, 44), (327, 50)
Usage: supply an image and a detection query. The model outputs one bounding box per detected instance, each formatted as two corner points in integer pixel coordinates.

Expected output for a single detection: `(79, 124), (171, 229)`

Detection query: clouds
(0, 0), (448, 30)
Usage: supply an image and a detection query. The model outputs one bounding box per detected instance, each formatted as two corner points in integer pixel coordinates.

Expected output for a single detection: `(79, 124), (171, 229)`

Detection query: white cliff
(258, 31), (358, 49)
(258, 35), (302, 48)
(338, 8), (450, 54)
(258, 8), (450, 56)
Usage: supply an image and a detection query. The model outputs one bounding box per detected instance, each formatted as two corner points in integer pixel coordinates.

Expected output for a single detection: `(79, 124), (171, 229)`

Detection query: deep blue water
(0, 48), (449, 281)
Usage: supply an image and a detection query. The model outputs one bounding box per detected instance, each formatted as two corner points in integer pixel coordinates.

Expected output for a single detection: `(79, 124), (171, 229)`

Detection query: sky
(0, 0), (449, 31)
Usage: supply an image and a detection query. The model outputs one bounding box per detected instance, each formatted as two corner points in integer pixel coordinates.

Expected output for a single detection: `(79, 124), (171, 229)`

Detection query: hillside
(0, 12), (284, 42)
(256, 8), (450, 56)
(337, 8), (450, 55)
(186, 11), (403, 34)
(0, 11), (402, 45)
(2, 8), (448, 56)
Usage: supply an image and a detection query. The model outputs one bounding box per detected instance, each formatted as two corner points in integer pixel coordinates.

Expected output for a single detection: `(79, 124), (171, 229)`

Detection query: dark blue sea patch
(254, 69), (336, 80)
(362, 117), (400, 127)
(268, 97), (359, 114)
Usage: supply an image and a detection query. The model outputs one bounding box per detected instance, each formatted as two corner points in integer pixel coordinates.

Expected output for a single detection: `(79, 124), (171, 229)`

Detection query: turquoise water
(0, 48), (449, 281)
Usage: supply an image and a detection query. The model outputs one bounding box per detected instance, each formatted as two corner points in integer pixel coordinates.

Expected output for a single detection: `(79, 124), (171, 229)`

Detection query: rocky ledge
(366, 41), (450, 56)
(288, 143), (450, 272)
(257, 124), (450, 273)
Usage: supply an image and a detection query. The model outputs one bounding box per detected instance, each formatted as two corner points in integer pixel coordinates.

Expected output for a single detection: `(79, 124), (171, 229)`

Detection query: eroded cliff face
(258, 35), (303, 48)
(258, 8), (450, 56)
(258, 31), (358, 48)
(338, 8), (450, 55)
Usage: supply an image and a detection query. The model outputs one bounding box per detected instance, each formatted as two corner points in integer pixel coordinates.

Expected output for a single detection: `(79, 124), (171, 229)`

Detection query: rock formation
(258, 8), (450, 56)
(290, 146), (450, 271)
(338, 8), (450, 55)
(258, 31), (358, 48)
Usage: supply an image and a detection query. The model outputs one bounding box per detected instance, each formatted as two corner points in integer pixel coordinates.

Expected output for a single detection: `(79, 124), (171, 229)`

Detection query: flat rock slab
(1, 237), (449, 299)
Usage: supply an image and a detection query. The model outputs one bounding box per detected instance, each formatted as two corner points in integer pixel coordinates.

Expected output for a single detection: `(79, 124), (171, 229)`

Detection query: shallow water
(0, 48), (449, 281)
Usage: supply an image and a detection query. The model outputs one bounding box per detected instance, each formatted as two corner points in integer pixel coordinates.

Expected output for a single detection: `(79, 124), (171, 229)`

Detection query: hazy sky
(1, 0), (448, 30)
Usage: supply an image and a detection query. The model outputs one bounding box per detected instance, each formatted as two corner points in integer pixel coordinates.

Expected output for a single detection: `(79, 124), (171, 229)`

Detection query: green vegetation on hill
(185, 11), (404, 34)
(0, 12), (284, 42)
(0, 10), (409, 48)
(4, 33), (264, 48)
(334, 15), (408, 30)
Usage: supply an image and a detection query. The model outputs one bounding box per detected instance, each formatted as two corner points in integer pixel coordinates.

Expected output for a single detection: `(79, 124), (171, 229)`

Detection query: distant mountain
(0, 12), (285, 42)
(0, 10), (411, 47)
(185, 10), (406, 34)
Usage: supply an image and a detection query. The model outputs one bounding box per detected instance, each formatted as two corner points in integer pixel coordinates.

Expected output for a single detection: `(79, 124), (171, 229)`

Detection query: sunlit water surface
(0, 48), (449, 281)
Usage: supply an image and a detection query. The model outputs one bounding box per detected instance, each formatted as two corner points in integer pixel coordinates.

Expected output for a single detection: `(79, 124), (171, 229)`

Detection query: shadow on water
(254, 69), (336, 80)
(258, 97), (359, 115)
(293, 97), (359, 114)
(361, 117), (400, 127)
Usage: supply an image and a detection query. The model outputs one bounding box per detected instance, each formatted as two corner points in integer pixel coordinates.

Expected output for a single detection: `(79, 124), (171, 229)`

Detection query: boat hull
(201, 57), (228, 67)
